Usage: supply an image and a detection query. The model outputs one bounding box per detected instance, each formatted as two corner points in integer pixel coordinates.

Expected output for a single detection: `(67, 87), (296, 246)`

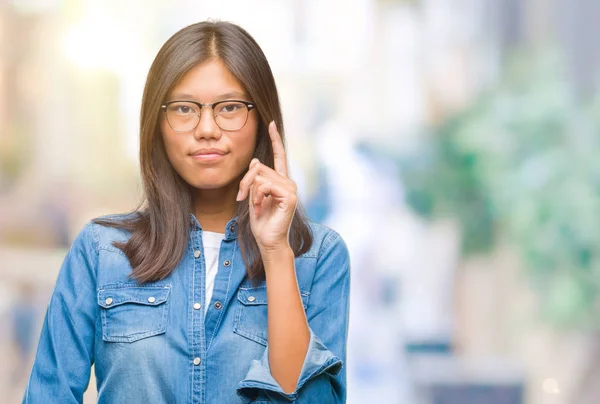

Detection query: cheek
(242, 135), (258, 158)
(240, 121), (259, 159)
(159, 136), (185, 179)
(159, 122), (172, 149)
(229, 137), (255, 178)
(159, 124), (179, 159)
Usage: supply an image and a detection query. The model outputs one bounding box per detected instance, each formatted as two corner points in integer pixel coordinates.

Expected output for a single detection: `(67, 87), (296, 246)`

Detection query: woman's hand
(237, 121), (297, 254)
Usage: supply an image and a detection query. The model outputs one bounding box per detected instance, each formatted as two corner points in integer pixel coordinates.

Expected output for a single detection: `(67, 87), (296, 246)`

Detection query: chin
(187, 177), (235, 190)
(192, 183), (226, 190)
(179, 168), (241, 191)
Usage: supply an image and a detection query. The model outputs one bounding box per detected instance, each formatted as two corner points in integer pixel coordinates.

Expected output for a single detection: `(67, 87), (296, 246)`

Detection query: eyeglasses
(161, 100), (256, 132)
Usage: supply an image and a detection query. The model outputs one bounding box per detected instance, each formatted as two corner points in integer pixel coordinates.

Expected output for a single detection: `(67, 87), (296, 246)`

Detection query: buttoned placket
(203, 219), (238, 352)
(190, 224), (206, 404)
(188, 215), (241, 403)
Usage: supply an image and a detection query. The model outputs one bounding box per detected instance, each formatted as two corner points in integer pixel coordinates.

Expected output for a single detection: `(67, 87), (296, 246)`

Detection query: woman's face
(160, 59), (259, 194)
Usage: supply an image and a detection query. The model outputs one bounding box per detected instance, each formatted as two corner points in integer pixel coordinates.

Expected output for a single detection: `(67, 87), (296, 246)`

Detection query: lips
(190, 148), (227, 156)
(190, 148), (228, 163)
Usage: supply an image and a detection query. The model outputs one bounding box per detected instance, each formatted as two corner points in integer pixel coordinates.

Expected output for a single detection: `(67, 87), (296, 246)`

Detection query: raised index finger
(268, 121), (288, 177)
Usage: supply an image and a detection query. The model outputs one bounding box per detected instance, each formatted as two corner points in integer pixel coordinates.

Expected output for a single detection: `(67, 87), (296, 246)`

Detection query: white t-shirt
(202, 231), (225, 316)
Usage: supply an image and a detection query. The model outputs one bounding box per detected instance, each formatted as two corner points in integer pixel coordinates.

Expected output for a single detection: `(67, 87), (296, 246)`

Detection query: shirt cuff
(236, 328), (343, 402)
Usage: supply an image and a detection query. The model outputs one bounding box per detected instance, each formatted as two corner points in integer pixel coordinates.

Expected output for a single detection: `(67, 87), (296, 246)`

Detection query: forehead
(169, 59), (247, 100)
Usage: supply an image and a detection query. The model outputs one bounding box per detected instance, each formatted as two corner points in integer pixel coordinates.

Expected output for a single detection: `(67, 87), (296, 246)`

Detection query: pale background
(2, 0), (600, 403)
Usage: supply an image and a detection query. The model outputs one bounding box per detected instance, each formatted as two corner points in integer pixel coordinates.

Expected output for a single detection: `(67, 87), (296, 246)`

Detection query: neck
(192, 187), (238, 233)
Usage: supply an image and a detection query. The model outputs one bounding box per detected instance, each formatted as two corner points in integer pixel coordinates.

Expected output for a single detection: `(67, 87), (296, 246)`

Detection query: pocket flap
(237, 286), (309, 308)
(98, 285), (171, 309)
(237, 286), (268, 306)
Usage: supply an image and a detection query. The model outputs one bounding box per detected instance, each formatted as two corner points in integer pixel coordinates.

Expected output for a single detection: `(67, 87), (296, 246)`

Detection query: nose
(193, 106), (221, 140)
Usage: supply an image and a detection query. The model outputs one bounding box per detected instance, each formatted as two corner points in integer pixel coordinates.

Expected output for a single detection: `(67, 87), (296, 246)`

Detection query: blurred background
(1, 0), (600, 403)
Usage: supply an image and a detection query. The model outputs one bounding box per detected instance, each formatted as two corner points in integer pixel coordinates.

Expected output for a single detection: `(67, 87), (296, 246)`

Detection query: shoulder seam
(84, 221), (100, 289)
(88, 221), (100, 255)
(98, 245), (127, 257)
(317, 229), (340, 261)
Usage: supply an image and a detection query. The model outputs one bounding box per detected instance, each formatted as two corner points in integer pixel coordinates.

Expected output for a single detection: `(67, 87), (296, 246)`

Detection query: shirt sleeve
(23, 223), (98, 404)
(237, 230), (351, 403)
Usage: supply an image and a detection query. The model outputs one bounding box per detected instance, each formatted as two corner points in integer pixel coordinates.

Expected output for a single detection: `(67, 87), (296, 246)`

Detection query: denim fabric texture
(23, 214), (350, 404)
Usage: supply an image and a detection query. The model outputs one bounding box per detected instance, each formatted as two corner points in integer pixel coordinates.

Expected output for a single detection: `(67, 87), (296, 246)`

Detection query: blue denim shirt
(23, 214), (350, 403)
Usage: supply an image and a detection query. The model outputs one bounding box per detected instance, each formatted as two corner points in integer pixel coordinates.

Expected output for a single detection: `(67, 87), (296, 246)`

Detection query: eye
(216, 101), (244, 115)
(177, 106), (192, 114)
(167, 102), (198, 115)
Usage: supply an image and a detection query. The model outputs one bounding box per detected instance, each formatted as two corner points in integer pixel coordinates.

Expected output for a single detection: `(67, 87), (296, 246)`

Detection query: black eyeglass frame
(160, 99), (256, 132)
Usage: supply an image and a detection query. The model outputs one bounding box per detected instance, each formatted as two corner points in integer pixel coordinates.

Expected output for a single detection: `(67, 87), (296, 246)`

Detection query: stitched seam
(101, 307), (108, 340)
(103, 326), (165, 340)
(318, 231), (340, 261)
(98, 299), (168, 309)
(102, 328), (166, 343)
(238, 287), (310, 297)
(90, 222), (100, 256)
(90, 222), (100, 356)
(98, 245), (127, 257)
(233, 328), (268, 346)
(207, 240), (237, 350)
(98, 283), (170, 290)
(233, 306), (242, 333)
(97, 286), (170, 307)
(190, 241), (196, 402)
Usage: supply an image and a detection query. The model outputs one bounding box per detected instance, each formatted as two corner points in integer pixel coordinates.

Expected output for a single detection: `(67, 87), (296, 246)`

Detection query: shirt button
(147, 296), (156, 303)
(105, 297), (113, 306)
(223, 260), (231, 267)
(194, 250), (201, 258)
(193, 302), (202, 310)
(214, 301), (223, 310)
(247, 296), (256, 302)
(193, 357), (201, 366)
(229, 225), (236, 232)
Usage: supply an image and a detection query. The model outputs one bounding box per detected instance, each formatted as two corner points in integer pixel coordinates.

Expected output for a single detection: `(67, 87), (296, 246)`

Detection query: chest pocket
(233, 285), (309, 346)
(98, 284), (171, 343)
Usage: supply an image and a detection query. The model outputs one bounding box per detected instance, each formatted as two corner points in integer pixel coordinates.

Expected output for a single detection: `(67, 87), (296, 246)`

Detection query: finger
(239, 158), (294, 201)
(268, 121), (288, 177)
(253, 179), (297, 208)
(249, 175), (270, 206)
(252, 167), (297, 196)
(249, 158), (296, 190)
(253, 181), (267, 207)
(249, 180), (259, 216)
(237, 158), (261, 201)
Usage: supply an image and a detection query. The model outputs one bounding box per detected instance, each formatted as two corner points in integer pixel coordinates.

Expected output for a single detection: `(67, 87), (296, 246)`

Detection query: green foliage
(401, 52), (600, 328)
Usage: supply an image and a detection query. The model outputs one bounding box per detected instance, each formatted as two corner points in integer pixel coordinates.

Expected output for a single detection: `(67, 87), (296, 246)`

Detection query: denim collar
(189, 213), (238, 241)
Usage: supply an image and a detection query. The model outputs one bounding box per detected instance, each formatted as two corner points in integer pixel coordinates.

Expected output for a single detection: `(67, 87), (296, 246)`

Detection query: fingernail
(251, 158), (259, 166)
(236, 190), (242, 201)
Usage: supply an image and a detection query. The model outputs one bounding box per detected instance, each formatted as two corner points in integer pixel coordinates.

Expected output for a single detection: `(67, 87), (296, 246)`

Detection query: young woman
(23, 21), (350, 404)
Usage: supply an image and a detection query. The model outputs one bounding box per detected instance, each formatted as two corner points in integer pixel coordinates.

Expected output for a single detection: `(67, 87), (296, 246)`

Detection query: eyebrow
(169, 91), (248, 101)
